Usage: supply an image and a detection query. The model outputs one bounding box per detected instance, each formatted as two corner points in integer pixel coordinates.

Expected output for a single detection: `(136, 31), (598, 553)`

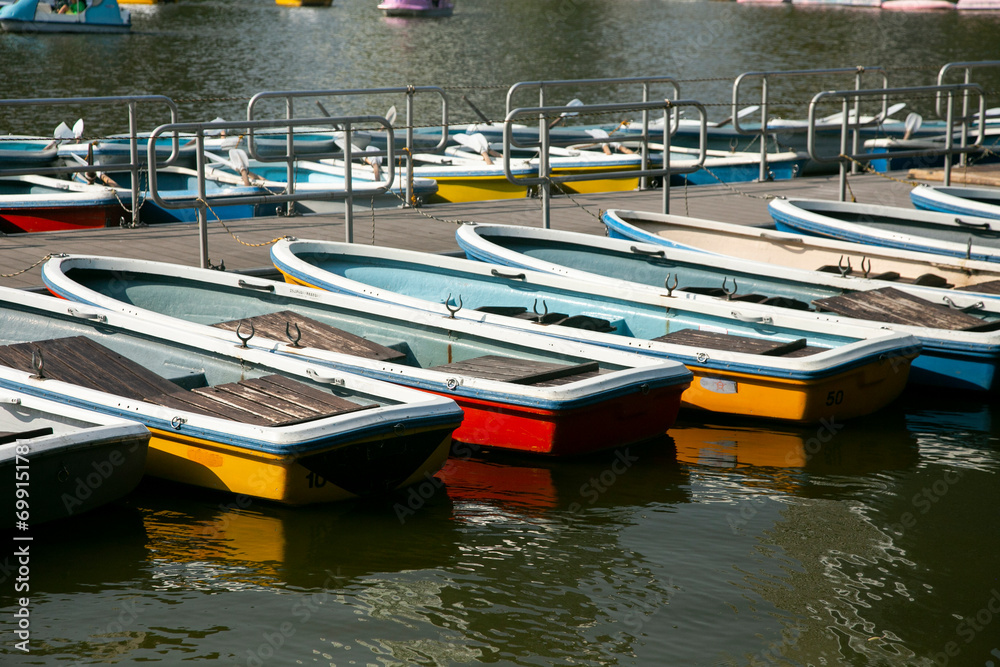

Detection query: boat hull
(145, 423), (454, 504)
(424, 383), (685, 455)
(0, 204), (120, 234)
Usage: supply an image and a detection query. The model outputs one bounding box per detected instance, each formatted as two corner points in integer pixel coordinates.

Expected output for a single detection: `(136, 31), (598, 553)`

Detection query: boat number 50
(826, 390), (845, 406)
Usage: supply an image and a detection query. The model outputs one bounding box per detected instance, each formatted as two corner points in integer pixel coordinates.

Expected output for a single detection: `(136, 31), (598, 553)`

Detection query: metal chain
(695, 165), (778, 200)
(195, 198), (292, 248)
(837, 153), (924, 189)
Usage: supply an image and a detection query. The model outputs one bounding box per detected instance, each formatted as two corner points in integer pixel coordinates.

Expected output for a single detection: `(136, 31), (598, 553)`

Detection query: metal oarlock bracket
(286, 321), (303, 347)
(445, 294), (463, 318)
(236, 320), (255, 348)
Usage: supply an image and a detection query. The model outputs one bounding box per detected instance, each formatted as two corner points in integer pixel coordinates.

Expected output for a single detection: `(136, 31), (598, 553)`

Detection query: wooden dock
(0, 169), (927, 291)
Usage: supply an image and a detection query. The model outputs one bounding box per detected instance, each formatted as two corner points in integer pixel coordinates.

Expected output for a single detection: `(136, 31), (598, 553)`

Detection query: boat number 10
(305, 471), (327, 488)
(826, 390), (845, 406)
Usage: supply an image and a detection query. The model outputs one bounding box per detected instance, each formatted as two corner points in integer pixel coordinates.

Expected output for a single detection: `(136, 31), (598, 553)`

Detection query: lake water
(2, 1), (1000, 665)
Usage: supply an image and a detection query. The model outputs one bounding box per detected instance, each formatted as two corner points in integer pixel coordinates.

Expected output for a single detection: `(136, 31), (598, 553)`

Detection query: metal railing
(732, 67), (891, 181)
(506, 76), (682, 188)
(937, 60), (1000, 167)
(148, 116), (395, 267)
(0, 95), (181, 228)
(246, 86), (449, 209)
(806, 83), (985, 199)
(503, 99), (706, 228)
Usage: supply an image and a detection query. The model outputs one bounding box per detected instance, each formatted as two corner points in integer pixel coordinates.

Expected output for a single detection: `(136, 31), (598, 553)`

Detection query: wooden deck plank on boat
(213, 310), (406, 362)
(429, 354), (601, 386)
(252, 374), (377, 415)
(908, 164), (1000, 186)
(812, 286), (991, 330)
(148, 375), (377, 426)
(0, 336), (181, 400)
(957, 279), (1000, 294)
(652, 329), (810, 356)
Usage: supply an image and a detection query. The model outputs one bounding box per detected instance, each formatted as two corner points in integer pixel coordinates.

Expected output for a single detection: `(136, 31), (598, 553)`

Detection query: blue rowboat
(0, 0), (130, 33)
(42, 254), (692, 456)
(0, 390), (149, 528)
(205, 155), (438, 211)
(0, 286), (463, 505)
(267, 236), (922, 423)
(454, 222), (1000, 392)
(601, 207), (1000, 300)
(768, 197), (1000, 263)
(910, 184), (1000, 220)
(75, 166), (278, 224)
(0, 135), (58, 168)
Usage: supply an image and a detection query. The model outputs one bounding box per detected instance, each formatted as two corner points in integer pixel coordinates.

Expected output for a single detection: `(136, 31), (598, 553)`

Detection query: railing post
(194, 133), (210, 269)
(759, 77), (769, 182)
(127, 101), (140, 228)
(344, 121), (354, 243)
(406, 88), (415, 207)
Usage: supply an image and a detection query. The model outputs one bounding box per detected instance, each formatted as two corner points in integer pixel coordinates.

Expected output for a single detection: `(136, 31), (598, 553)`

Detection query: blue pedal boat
(0, 0), (130, 32)
(454, 222), (1000, 392)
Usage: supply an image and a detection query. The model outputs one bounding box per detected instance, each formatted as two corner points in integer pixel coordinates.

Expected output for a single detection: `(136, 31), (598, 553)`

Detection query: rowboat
(0, 135), (58, 168)
(454, 222), (1000, 392)
(768, 197), (1000, 263)
(42, 255), (693, 456)
(0, 287), (464, 505)
(0, 390), (149, 528)
(269, 237), (922, 423)
(57, 133), (198, 168)
(74, 165), (278, 224)
(0, 174), (122, 234)
(601, 207), (1000, 296)
(910, 184), (1000, 220)
(377, 0), (453, 17)
(0, 0), (130, 33)
(204, 154), (438, 211)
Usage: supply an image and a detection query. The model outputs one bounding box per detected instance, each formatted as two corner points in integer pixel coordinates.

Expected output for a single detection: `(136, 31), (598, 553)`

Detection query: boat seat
(548, 314), (616, 333)
(957, 279), (1000, 295)
(428, 354), (602, 387)
(912, 273), (950, 288)
(0, 428), (54, 446)
(475, 306), (529, 317)
(869, 271), (901, 282)
(652, 329), (821, 356)
(679, 286), (730, 297)
(812, 286), (1000, 331)
(0, 336), (376, 426)
(213, 310), (406, 362)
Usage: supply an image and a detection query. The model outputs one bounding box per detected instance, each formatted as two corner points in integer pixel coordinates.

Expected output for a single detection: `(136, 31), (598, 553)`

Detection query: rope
(695, 164), (778, 200)
(196, 198), (292, 248)
(0, 254), (52, 279)
(837, 153), (924, 188)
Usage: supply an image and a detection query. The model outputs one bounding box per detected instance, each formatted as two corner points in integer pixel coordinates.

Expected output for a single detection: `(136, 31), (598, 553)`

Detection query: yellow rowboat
(268, 238), (922, 424)
(0, 287), (463, 505)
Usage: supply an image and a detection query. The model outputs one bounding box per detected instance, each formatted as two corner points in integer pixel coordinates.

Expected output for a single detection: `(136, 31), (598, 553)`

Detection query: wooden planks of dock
(0, 170), (924, 291)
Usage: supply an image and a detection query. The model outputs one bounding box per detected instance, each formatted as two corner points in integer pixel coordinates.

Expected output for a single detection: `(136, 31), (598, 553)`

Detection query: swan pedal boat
(454, 223), (1000, 392)
(0, 287), (463, 505)
(1, 390), (149, 528)
(0, 0), (130, 32)
(268, 237), (922, 423)
(769, 198), (1000, 263)
(42, 255), (693, 456)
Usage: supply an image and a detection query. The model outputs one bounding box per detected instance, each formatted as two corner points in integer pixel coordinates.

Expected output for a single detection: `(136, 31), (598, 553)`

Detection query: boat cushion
(652, 329), (817, 356)
(812, 286), (995, 330)
(429, 354), (601, 386)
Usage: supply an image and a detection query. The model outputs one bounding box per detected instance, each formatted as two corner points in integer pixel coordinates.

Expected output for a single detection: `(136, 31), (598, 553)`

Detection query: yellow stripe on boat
(429, 175), (528, 203)
(145, 426), (452, 505)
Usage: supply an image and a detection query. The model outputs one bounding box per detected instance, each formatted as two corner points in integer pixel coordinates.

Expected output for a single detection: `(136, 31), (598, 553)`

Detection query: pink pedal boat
(377, 0), (453, 17)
